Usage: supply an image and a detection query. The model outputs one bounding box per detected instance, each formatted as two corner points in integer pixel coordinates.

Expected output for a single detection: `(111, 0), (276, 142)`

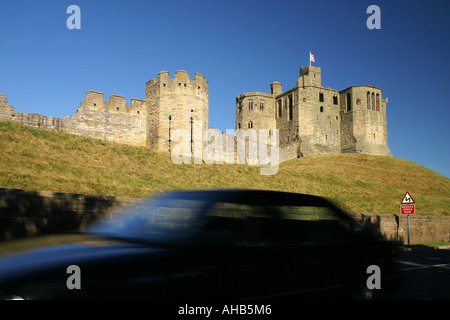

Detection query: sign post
(400, 192), (415, 245)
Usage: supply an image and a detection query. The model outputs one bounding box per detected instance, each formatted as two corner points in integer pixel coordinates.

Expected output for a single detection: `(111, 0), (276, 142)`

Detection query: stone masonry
(0, 66), (391, 161)
(236, 66), (392, 157)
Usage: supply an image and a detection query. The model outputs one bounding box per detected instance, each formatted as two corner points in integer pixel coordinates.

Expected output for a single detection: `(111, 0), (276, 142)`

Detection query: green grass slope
(0, 120), (448, 216)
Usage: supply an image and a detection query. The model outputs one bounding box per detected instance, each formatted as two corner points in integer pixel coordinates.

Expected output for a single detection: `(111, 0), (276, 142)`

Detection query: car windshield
(87, 192), (214, 245)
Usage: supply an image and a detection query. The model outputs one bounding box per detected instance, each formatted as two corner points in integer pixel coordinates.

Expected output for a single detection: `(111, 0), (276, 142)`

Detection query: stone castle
(237, 65), (391, 157)
(0, 66), (391, 162)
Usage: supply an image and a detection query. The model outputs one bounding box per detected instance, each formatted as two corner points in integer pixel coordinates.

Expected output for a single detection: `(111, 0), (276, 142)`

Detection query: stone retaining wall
(350, 212), (450, 245)
(0, 188), (135, 240)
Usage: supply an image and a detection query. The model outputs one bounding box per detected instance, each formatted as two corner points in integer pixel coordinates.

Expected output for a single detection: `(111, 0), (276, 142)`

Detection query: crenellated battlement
(0, 69), (209, 152)
(80, 91), (148, 116)
(154, 70), (207, 83)
(145, 70), (208, 100)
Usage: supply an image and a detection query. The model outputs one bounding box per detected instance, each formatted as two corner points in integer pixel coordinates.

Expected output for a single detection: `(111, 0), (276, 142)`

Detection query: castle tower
(294, 66), (340, 155)
(270, 82), (282, 96)
(339, 86), (391, 156)
(298, 66), (321, 87)
(145, 70), (209, 152)
(235, 91), (276, 133)
(235, 80), (286, 134)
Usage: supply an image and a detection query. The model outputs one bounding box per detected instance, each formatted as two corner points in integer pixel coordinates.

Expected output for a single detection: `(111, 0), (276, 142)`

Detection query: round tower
(145, 70), (209, 152)
(339, 85), (391, 156)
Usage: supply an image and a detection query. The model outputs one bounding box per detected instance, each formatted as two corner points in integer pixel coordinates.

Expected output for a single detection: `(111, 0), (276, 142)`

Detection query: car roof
(160, 189), (340, 210)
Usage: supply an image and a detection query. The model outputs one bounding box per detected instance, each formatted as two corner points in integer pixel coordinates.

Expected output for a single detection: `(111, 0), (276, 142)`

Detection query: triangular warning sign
(401, 192), (415, 204)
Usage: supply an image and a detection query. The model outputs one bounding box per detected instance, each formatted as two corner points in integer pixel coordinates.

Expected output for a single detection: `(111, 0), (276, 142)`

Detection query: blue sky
(0, 0), (449, 178)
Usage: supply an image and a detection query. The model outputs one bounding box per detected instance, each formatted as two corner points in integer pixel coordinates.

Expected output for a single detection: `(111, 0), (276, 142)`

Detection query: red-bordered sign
(401, 204), (415, 215)
(401, 192), (415, 204)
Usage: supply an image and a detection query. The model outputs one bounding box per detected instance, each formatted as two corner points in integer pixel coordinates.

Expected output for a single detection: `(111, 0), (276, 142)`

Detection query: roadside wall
(0, 188), (135, 240)
(350, 212), (450, 245)
(0, 188), (448, 244)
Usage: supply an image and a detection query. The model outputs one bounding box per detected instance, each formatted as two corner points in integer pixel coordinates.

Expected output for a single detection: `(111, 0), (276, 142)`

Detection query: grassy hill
(0, 120), (448, 216)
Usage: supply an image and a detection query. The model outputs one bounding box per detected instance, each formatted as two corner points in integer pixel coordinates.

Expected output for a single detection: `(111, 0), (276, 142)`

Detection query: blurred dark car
(0, 189), (396, 300)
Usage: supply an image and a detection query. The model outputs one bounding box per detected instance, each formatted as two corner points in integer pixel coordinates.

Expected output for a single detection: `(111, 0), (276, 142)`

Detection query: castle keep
(0, 66), (391, 162)
(236, 66), (391, 157)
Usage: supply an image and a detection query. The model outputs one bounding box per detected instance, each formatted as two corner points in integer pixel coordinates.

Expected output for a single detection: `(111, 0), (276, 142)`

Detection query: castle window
(163, 84), (166, 87)
(260, 101), (264, 111)
(288, 95), (293, 120)
(184, 83), (187, 87)
(116, 107), (119, 111)
(346, 93), (352, 112)
(238, 101), (242, 113)
(248, 121), (253, 129)
(320, 106), (323, 113)
(137, 110), (140, 114)
(104, 110), (109, 114)
(198, 86), (200, 89)
(372, 92), (375, 111)
(367, 91), (371, 110)
(249, 100), (253, 110)
(333, 95), (338, 105)
(178, 83), (181, 86)
(238, 123), (241, 129)
(319, 92), (324, 102)
(93, 103), (96, 107)
(376, 93), (380, 111)
(278, 99), (282, 117)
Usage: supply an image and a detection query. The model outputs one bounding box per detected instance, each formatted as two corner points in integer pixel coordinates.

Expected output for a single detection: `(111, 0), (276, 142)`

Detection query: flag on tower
(309, 51), (315, 65)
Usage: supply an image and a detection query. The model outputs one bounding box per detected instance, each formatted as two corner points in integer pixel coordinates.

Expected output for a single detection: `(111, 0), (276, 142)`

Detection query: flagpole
(309, 51), (311, 66)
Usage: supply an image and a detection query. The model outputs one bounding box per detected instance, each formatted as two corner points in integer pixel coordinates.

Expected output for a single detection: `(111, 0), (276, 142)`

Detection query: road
(381, 245), (450, 300)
